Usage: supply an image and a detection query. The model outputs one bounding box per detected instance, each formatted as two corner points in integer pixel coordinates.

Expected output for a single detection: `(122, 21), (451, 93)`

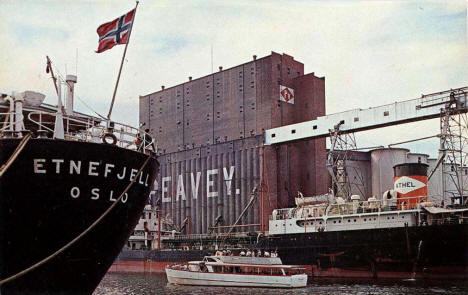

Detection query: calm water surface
(94, 273), (468, 295)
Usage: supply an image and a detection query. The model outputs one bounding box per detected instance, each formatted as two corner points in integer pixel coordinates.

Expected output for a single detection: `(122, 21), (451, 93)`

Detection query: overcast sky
(0, 0), (466, 157)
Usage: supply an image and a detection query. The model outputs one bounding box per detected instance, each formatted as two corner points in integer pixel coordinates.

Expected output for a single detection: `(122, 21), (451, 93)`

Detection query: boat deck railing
(426, 216), (468, 226)
(271, 196), (432, 221)
(1, 109), (157, 153)
(166, 232), (251, 241)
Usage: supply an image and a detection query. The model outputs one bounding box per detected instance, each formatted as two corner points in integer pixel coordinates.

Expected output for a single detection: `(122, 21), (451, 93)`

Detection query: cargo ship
(110, 53), (468, 279)
(262, 162), (468, 279)
(0, 61), (159, 294)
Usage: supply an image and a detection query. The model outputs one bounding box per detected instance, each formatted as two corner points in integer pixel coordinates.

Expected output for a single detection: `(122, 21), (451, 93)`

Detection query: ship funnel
(393, 163), (428, 209)
(65, 74), (77, 115)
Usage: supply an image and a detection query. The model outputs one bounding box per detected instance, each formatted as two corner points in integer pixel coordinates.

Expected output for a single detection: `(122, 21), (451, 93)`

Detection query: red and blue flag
(96, 9), (135, 53)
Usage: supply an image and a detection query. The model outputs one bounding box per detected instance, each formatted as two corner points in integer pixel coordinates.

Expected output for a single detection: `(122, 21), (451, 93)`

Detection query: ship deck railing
(426, 215), (468, 226)
(0, 109), (157, 153)
(270, 197), (433, 221)
(164, 232), (253, 242)
(0, 112), (24, 132)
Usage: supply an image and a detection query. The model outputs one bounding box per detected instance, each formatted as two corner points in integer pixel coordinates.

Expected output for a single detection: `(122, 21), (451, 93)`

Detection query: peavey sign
(393, 176), (426, 195)
(152, 166), (239, 203)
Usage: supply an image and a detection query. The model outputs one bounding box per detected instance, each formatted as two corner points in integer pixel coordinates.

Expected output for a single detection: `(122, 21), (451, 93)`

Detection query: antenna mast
(107, 1), (139, 121)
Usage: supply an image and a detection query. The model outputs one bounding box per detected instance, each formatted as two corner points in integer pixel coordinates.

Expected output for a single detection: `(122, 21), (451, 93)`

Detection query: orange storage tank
(393, 163), (428, 209)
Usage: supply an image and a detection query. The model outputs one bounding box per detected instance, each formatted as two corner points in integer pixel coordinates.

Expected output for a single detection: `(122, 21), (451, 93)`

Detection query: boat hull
(165, 268), (307, 288)
(264, 223), (468, 279)
(0, 138), (158, 294)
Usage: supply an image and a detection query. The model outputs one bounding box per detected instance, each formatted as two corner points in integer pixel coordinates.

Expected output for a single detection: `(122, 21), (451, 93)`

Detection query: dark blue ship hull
(0, 138), (158, 294)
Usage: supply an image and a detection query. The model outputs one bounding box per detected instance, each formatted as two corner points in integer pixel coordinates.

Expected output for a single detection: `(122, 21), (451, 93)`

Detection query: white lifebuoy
(103, 133), (117, 145)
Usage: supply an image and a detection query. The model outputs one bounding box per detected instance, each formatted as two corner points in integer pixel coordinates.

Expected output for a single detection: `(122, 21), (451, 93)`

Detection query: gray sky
(1, 0), (466, 157)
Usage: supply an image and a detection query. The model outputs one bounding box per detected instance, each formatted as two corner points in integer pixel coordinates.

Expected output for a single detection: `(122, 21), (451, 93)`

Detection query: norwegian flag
(96, 9), (135, 53)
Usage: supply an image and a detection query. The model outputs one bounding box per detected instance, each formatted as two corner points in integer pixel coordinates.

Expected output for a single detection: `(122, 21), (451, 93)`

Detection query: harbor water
(94, 273), (468, 295)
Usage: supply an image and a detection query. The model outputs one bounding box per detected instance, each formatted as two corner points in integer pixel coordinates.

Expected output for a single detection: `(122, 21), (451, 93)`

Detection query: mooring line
(0, 133), (32, 179)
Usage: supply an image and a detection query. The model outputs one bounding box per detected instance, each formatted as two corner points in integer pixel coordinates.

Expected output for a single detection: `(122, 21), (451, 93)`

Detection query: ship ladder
(0, 154), (152, 287)
(0, 133), (32, 179)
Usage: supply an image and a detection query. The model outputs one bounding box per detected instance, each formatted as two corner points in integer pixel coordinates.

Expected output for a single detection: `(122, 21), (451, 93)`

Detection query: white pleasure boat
(165, 254), (307, 288)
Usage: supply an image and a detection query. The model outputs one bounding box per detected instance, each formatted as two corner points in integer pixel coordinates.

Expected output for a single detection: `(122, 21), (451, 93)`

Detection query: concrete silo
(370, 148), (408, 199)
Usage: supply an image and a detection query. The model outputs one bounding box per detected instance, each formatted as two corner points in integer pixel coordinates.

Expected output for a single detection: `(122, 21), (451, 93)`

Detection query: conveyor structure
(264, 87), (468, 145)
(265, 86), (468, 203)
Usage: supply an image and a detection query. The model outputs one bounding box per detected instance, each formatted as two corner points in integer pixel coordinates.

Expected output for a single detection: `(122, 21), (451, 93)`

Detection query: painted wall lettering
(207, 169), (219, 198)
(223, 166), (235, 196)
(191, 172), (201, 200)
(162, 176), (172, 203)
(176, 174), (186, 201)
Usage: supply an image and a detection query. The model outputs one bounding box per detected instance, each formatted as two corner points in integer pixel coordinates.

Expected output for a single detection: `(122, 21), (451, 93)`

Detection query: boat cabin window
(285, 268), (305, 275)
(188, 264), (200, 271)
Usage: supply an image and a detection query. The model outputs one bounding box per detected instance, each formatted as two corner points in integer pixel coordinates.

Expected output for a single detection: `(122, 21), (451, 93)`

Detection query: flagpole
(107, 1), (139, 121)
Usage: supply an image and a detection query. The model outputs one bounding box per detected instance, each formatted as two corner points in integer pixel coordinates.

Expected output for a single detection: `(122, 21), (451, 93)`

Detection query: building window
(384, 111), (389, 116)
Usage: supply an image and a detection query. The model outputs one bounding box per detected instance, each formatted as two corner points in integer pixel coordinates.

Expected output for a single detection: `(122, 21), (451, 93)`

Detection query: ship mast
(107, 1), (139, 122)
(46, 56), (65, 139)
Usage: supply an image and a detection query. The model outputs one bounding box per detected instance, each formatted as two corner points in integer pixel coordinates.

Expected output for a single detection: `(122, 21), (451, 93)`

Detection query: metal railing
(1, 109), (157, 153)
(270, 196), (431, 221)
(0, 112), (22, 132)
(167, 232), (251, 241)
(425, 216), (468, 226)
